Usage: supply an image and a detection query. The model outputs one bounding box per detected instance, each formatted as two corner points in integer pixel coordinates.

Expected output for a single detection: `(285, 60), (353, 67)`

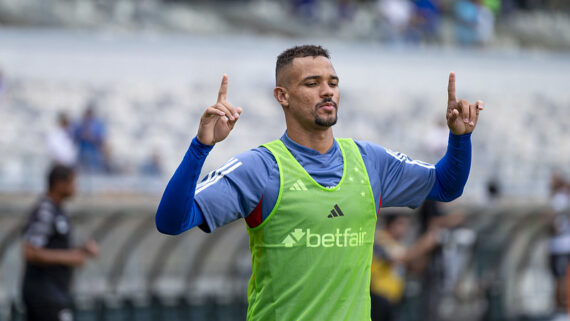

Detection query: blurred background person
(549, 213), (570, 318)
(338, 0), (357, 23)
(370, 213), (441, 321)
(551, 172), (570, 212)
(483, 0), (501, 15)
(454, 0), (495, 46)
(21, 165), (99, 321)
(47, 112), (77, 168)
(408, 0), (442, 44)
(548, 171), (570, 317)
(291, 0), (318, 21)
(486, 178), (502, 207)
(74, 104), (108, 174)
(139, 150), (163, 177)
(413, 200), (465, 321)
(376, 0), (414, 43)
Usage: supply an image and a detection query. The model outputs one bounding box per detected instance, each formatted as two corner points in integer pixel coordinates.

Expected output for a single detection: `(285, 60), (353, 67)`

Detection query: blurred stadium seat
(0, 57), (568, 201)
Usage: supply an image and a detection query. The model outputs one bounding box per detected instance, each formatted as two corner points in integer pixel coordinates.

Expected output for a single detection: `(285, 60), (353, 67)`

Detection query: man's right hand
(197, 74), (243, 145)
(83, 239), (100, 258)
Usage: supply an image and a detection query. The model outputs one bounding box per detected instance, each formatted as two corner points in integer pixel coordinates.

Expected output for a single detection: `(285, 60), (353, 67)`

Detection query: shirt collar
(280, 131), (338, 156)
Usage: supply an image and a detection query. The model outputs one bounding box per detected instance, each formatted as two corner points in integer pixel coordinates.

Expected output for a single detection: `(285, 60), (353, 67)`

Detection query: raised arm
(197, 74), (243, 145)
(446, 72), (484, 135)
(155, 75), (243, 235)
(428, 72), (484, 201)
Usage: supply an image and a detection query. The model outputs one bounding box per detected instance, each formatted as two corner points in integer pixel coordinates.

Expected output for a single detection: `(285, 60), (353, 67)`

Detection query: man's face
(279, 56), (340, 129)
(60, 174), (76, 199)
(387, 217), (410, 241)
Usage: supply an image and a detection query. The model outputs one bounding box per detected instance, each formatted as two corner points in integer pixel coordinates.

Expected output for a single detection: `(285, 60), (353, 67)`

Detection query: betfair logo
(327, 204), (344, 218)
(282, 229), (306, 248)
(289, 179), (308, 191)
(281, 228), (367, 248)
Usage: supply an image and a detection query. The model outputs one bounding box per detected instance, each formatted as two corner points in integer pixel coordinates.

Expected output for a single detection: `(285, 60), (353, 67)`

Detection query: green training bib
(246, 138), (377, 321)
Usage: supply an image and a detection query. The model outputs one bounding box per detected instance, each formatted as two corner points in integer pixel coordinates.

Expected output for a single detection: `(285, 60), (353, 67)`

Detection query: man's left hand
(446, 72), (484, 135)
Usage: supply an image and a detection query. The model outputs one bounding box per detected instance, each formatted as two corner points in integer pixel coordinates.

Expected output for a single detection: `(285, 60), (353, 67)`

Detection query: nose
(320, 83), (334, 98)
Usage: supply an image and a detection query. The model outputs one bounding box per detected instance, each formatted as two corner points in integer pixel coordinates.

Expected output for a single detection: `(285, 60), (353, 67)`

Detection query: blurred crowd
(368, 172), (570, 321)
(2, 0), (569, 49)
(288, 0), (568, 46)
(47, 105), (162, 177)
(370, 201), (468, 321)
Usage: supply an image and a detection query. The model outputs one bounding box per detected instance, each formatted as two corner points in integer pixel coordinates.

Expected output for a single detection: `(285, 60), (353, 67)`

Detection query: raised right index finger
(448, 72), (456, 103)
(217, 74), (228, 103)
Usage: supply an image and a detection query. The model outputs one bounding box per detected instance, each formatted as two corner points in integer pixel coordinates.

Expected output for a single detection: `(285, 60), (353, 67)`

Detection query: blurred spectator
(21, 165), (99, 321)
(548, 172), (570, 315)
(370, 213), (440, 321)
(291, 0), (318, 21)
(454, 0), (495, 46)
(414, 200), (465, 321)
(417, 199), (442, 235)
(74, 103), (108, 173)
(47, 112), (77, 167)
(338, 0), (356, 22)
(409, 0), (442, 43)
(549, 212), (570, 316)
(512, 0), (543, 10)
(376, 0), (414, 43)
(551, 172), (570, 212)
(483, 0), (501, 15)
(486, 179), (501, 206)
(140, 150), (163, 176)
(500, 0), (518, 15)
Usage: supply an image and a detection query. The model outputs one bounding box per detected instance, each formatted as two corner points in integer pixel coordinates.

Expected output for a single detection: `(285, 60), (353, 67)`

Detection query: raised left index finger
(448, 72), (456, 104)
(217, 74), (228, 103)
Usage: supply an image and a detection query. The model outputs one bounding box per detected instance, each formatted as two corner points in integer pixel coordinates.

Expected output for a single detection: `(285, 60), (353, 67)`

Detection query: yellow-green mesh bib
(246, 138), (377, 321)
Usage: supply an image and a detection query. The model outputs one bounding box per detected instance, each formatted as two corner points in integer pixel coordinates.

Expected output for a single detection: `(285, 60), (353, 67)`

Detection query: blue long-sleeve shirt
(156, 132), (471, 234)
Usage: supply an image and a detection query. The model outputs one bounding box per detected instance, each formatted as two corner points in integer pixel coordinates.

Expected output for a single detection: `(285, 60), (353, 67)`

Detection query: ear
(273, 87), (289, 107)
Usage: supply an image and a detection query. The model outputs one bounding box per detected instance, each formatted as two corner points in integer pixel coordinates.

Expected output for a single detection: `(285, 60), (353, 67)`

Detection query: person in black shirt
(21, 165), (99, 321)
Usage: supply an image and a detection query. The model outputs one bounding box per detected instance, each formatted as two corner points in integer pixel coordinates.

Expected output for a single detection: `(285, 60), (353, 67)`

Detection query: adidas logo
(289, 179), (308, 191)
(327, 204), (344, 218)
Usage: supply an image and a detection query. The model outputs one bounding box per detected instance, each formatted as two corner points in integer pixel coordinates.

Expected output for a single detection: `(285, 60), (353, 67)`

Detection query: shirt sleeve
(155, 137), (211, 235)
(382, 147), (436, 208)
(427, 132), (472, 202)
(195, 147), (273, 232)
(362, 142), (436, 208)
(23, 202), (56, 248)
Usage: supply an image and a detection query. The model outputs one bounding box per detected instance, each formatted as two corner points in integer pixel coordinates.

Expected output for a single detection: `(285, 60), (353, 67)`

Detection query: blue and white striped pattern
(196, 158), (243, 194)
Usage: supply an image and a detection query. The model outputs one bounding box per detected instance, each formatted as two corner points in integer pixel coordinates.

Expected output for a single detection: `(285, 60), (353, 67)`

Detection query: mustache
(315, 98), (338, 109)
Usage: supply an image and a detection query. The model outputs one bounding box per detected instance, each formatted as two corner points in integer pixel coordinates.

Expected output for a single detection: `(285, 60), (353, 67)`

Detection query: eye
(306, 82), (317, 87)
(329, 82), (338, 87)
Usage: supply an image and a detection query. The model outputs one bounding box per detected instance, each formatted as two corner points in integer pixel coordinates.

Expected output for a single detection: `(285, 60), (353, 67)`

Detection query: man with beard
(22, 165), (99, 321)
(155, 45), (483, 321)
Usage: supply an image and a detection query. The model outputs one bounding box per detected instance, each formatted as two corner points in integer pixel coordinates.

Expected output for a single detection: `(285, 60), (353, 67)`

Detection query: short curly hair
(276, 45), (330, 85)
(48, 165), (74, 190)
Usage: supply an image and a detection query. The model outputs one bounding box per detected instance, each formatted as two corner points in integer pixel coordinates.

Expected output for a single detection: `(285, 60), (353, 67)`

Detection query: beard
(314, 98), (338, 127)
(314, 113), (337, 127)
